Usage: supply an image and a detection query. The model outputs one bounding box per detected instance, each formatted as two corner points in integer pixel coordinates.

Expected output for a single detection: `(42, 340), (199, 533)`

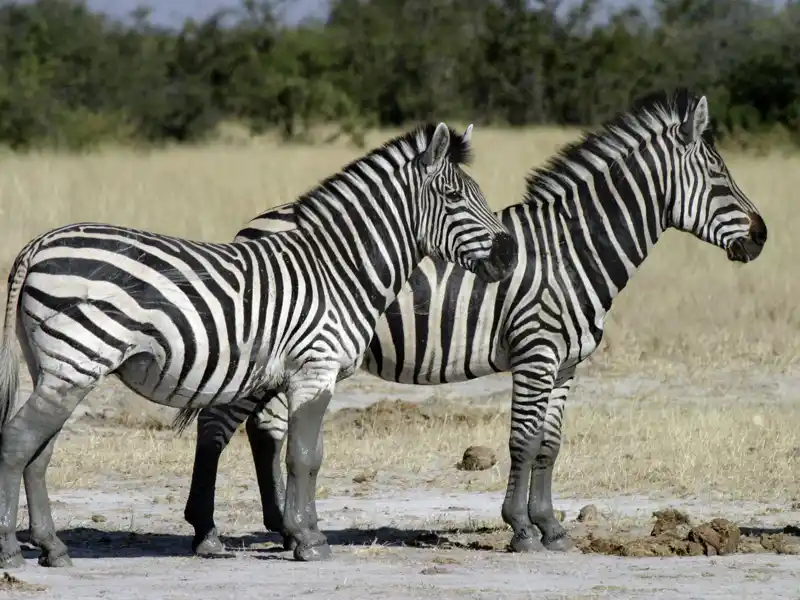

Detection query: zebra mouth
(470, 232), (518, 283)
(726, 237), (764, 263)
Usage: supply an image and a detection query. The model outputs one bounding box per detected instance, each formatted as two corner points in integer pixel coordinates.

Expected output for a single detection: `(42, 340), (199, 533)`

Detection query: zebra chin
(466, 231), (519, 283)
(726, 213), (767, 263)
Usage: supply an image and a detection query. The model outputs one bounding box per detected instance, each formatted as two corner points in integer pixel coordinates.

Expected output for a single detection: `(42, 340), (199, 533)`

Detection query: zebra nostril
(751, 227), (767, 246)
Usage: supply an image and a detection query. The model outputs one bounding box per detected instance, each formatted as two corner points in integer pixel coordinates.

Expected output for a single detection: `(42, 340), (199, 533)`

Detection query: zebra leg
(500, 363), (557, 553)
(244, 391), (290, 548)
(0, 375), (91, 567)
(184, 398), (257, 556)
(23, 434), (71, 566)
(283, 381), (333, 562)
(528, 367), (574, 552)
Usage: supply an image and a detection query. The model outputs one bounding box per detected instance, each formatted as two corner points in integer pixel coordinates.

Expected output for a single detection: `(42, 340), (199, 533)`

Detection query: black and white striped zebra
(0, 122), (519, 567)
(184, 89), (767, 555)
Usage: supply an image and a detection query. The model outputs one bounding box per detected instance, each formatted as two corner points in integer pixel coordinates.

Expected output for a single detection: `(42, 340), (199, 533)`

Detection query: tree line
(0, 0), (797, 151)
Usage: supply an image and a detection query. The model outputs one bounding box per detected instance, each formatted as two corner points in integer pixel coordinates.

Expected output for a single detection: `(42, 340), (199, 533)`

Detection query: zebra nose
(749, 213), (767, 246)
(490, 232), (518, 273)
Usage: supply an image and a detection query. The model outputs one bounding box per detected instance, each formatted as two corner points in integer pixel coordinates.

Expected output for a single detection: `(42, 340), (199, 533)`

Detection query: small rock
(91, 514), (107, 523)
(352, 469), (377, 484)
(577, 504), (598, 523)
(458, 446), (497, 471)
(421, 565), (451, 575)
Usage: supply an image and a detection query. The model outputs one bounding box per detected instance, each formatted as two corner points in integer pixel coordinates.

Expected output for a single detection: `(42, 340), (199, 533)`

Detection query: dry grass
(49, 395), (800, 503)
(0, 125), (794, 373)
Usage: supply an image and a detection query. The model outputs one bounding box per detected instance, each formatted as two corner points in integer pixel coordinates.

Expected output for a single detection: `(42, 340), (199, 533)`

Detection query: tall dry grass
(0, 125), (794, 373)
(50, 395), (800, 503)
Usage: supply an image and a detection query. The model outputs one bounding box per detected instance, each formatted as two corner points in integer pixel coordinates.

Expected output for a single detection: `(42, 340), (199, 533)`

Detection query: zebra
(182, 88), (767, 555)
(0, 122), (519, 567)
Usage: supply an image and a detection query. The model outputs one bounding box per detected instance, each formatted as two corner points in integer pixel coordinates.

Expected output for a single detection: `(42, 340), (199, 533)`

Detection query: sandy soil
(1, 370), (799, 599)
(3, 485), (800, 599)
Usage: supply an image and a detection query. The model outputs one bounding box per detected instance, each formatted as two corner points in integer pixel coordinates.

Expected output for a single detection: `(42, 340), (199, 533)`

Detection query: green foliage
(0, 0), (797, 150)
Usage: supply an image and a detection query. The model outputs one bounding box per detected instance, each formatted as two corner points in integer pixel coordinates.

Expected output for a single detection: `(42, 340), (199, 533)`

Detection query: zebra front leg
(0, 376), (91, 568)
(184, 399), (256, 556)
(528, 367), (574, 552)
(501, 364), (557, 553)
(244, 391), (291, 549)
(283, 381), (333, 562)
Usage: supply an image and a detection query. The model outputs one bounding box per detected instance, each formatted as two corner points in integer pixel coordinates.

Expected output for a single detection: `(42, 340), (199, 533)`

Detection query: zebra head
(667, 94), (767, 263)
(416, 122), (518, 282)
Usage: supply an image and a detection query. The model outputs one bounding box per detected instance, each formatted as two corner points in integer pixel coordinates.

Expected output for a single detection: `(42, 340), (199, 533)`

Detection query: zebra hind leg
(244, 393), (291, 549)
(0, 375), (93, 567)
(527, 371), (574, 552)
(23, 435), (71, 566)
(184, 401), (256, 557)
(283, 383), (333, 562)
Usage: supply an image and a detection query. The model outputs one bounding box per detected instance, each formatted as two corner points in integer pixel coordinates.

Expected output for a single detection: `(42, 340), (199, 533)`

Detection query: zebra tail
(171, 406), (202, 436)
(0, 254), (29, 428)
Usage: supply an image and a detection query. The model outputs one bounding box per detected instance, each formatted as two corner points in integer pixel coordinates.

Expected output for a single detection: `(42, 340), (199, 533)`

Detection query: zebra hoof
(508, 532), (546, 553)
(293, 541), (332, 562)
(543, 534), (573, 552)
(39, 551), (72, 568)
(192, 529), (232, 558)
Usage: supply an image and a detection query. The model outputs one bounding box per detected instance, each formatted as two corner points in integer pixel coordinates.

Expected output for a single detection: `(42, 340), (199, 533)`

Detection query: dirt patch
(575, 509), (800, 557)
(326, 399), (500, 436)
(0, 572), (48, 593)
(405, 526), (510, 552)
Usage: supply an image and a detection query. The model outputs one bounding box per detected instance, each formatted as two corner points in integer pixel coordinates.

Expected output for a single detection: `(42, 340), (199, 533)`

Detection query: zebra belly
(365, 305), (506, 385)
(115, 359), (249, 407)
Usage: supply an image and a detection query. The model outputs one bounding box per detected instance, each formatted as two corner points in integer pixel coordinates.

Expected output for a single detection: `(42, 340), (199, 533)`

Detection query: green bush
(0, 0), (796, 150)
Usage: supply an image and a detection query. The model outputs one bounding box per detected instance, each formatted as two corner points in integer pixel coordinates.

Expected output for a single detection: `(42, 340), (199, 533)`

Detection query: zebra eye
(445, 188), (462, 201)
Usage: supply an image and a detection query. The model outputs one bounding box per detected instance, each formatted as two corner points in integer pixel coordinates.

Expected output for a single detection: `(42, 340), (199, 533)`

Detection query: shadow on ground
(13, 516), (800, 561)
(14, 525), (511, 561)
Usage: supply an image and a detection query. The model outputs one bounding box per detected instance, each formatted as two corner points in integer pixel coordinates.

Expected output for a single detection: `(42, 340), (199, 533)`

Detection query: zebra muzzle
(474, 232), (518, 282)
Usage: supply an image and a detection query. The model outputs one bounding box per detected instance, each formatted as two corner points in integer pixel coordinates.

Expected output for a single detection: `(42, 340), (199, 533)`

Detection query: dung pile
(578, 509), (754, 557)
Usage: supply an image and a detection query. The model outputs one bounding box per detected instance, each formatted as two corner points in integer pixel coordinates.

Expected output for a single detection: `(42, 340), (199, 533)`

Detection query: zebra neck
(548, 178), (667, 318)
(297, 190), (420, 318)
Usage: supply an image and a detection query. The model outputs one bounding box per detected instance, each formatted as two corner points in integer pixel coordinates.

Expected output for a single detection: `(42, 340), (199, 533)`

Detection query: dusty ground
(0, 368), (797, 599)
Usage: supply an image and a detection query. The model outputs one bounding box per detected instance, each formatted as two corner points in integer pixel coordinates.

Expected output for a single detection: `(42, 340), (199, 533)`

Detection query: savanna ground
(0, 125), (799, 598)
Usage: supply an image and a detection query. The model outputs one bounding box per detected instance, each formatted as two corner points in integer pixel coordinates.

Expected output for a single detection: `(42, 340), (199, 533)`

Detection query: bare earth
(0, 369), (799, 600)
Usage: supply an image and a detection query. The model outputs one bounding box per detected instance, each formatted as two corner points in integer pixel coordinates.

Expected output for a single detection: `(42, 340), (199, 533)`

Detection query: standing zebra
(184, 89), (767, 555)
(0, 122), (518, 567)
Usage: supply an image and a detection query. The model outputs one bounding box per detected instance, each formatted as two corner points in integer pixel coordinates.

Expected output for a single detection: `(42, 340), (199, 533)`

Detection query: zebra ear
(462, 124), (473, 144)
(680, 95), (710, 144)
(422, 122), (451, 168)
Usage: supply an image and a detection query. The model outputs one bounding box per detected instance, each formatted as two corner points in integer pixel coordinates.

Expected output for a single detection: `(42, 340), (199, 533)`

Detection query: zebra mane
(297, 123), (473, 204)
(522, 88), (712, 209)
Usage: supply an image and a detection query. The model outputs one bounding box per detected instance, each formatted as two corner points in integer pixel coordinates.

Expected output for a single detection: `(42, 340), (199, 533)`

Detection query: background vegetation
(0, 0), (798, 151)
